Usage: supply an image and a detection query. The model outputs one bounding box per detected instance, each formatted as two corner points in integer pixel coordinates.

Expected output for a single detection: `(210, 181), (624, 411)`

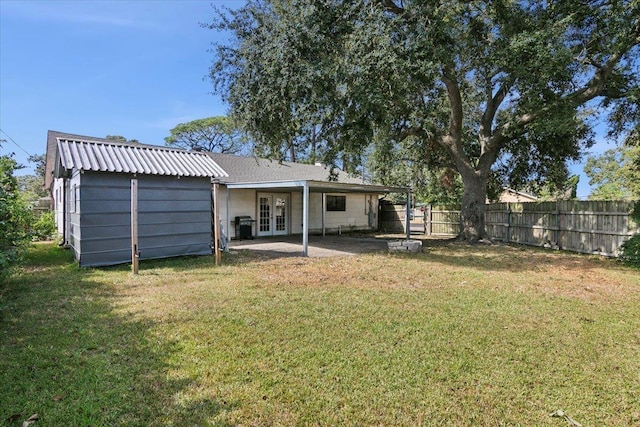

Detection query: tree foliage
(209, 0), (640, 241)
(106, 135), (139, 143)
(164, 116), (248, 154)
(585, 144), (640, 200)
(1, 150), (32, 279)
(367, 133), (464, 204)
(17, 153), (48, 204)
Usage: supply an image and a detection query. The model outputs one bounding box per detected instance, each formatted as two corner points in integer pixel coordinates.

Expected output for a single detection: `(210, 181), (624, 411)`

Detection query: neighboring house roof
(46, 130), (227, 186)
(208, 152), (363, 184)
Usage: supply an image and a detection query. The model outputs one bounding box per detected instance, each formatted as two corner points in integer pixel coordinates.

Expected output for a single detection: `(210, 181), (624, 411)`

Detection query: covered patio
(223, 180), (410, 257)
(228, 234), (393, 258)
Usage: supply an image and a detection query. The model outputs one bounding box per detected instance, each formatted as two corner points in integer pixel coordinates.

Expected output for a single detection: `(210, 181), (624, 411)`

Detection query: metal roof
(56, 138), (228, 178)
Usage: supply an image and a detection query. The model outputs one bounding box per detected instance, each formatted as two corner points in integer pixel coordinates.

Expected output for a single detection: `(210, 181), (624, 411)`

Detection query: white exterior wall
(218, 187), (258, 239)
(220, 186), (379, 239)
(311, 193), (378, 233)
(52, 177), (66, 238)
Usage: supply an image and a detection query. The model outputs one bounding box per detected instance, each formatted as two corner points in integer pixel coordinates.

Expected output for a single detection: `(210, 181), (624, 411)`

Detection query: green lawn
(1, 242), (639, 426)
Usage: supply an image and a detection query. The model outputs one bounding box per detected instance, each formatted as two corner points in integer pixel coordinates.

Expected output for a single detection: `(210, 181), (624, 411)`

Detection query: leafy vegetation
(208, 0), (640, 241)
(585, 145), (640, 201)
(106, 135), (139, 143)
(621, 234), (640, 267)
(2, 242), (639, 425)
(0, 151), (32, 280)
(165, 116), (249, 155)
(31, 211), (56, 242)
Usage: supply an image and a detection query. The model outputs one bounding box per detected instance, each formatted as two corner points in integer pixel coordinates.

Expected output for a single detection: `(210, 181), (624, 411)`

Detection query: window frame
(326, 195), (346, 212)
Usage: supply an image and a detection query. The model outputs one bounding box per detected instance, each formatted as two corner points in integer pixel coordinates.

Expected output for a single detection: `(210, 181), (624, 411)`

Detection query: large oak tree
(165, 116), (248, 154)
(208, 0), (639, 241)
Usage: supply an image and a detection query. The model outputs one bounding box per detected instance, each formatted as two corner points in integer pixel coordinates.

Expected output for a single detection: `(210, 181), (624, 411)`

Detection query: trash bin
(235, 216), (253, 240)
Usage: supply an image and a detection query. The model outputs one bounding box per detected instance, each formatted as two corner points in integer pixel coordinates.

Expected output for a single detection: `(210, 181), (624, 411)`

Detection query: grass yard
(1, 241), (639, 426)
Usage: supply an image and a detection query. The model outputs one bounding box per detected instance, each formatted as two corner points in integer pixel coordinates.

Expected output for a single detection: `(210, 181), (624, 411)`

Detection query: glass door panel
(259, 196), (271, 234)
(257, 193), (289, 236)
(274, 196), (288, 235)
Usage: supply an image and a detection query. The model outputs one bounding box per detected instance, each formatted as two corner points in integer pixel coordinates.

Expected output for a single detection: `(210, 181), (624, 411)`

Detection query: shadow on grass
(389, 237), (623, 273)
(1, 244), (236, 426)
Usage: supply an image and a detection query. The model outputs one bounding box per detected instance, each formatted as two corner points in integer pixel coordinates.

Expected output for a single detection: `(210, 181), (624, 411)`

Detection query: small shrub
(32, 210), (56, 241)
(620, 234), (640, 267)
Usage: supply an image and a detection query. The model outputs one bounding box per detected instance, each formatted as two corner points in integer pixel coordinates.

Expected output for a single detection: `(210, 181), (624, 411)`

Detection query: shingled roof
(207, 152), (363, 184)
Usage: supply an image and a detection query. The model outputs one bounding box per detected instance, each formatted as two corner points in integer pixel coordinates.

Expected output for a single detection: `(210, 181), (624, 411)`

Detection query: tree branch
(481, 78), (512, 138)
(378, 0), (405, 15)
(439, 66), (476, 174)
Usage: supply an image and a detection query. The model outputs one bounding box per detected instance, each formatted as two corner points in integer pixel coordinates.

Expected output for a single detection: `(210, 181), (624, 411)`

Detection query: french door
(257, 193), (289, 237)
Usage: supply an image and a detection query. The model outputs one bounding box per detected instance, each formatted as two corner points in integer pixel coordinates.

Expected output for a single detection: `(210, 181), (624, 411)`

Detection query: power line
(0, 128), (33, 157)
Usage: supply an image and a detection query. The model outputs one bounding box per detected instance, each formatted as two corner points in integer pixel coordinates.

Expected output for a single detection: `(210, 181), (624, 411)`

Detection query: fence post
(426, 204), (432, 236)
(505, 202), (510, 243)
(554, 200), (560, 246)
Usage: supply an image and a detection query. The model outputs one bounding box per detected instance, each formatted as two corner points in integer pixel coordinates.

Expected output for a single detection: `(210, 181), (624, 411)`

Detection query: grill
(235, 216), (254, 240)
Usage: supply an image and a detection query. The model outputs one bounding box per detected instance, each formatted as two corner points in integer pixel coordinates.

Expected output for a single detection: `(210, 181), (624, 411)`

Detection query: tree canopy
(585, 144), (640, 200)
(209, 0), (640, 240)
(106, 135), (139, 143)
(164, 116), (248, 154)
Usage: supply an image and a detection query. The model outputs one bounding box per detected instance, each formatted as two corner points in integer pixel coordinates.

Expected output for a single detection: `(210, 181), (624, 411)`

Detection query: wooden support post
(554, 200), (560, 246)
(505, 202), (511, 243)
(131, 178), (139, 275)
(426, 204), (432, 236)
(213, 182), (221, 266)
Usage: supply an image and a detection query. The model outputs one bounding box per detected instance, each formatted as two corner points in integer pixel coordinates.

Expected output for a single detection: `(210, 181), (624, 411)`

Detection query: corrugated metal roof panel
(57, 138), (228, 178)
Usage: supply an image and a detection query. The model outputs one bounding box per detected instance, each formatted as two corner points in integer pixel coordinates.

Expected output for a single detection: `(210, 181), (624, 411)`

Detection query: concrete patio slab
(227, 235), (390, 258)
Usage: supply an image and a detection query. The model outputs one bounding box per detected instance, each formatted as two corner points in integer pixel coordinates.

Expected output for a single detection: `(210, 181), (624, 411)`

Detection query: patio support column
(226, 186), (231, 249)
(302, 182), (310, 256)
(322, 192), (326, 237)
(406, 190), (411, 240)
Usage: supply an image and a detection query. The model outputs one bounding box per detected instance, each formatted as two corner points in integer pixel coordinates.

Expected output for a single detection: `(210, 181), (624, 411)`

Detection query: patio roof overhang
(224, 180), (411, 256)
(225, 179), (408, 194)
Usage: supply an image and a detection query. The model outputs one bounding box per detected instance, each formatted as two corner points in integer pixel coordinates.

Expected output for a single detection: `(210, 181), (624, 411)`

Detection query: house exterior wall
(305, 193), (378, 234)
(219, 186), (379, 239)
(218, 187), (256, 239)
(69, 172), (212, 267)
(52, 177), (68, 239)
(68, 170), (82, 261)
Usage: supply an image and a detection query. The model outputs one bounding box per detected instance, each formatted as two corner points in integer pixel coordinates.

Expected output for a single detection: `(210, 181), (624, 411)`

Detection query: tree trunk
(459, 170), (489, 242)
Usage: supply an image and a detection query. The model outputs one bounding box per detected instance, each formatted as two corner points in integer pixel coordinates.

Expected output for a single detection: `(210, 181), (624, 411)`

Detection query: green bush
(620, 234), (640, 267)
(1, 155), (34, 280)
(32, 210), (56, 241)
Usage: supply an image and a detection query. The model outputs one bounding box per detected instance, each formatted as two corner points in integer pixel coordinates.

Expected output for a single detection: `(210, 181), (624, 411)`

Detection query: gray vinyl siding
(74, 172), (211, 267)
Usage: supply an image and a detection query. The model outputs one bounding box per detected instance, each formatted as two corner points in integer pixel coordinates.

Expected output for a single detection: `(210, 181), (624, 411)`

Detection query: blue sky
(1, 0), (233, 170)
(0, 0), (616, 198)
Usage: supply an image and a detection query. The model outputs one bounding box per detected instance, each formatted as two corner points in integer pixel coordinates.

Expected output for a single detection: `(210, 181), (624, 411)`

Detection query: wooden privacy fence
(379, 203), (407, 232)
(483, 200), (638, 257)
(386, 200), (638, 257)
